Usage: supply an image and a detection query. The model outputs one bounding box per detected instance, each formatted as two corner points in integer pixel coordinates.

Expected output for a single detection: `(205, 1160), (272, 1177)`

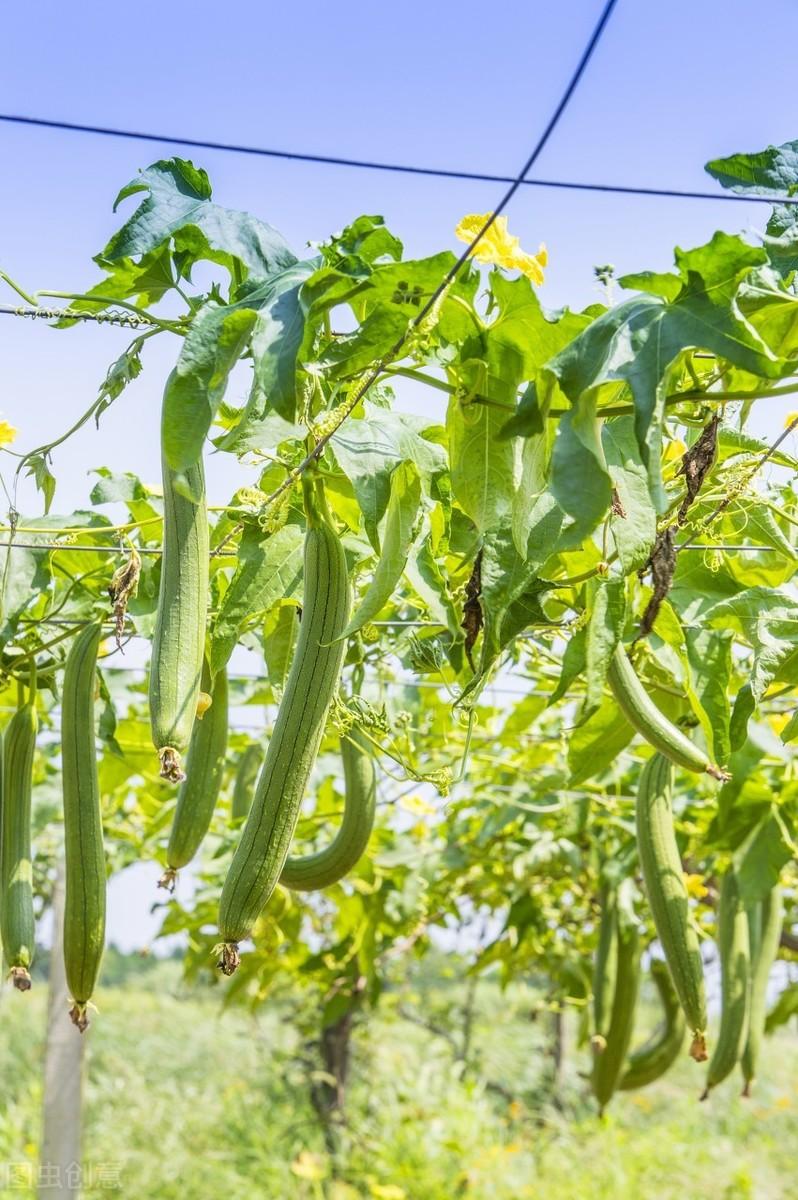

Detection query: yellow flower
(0, 420), (17, 447)
(785, 411), (798, 429)
(684, 873), (708, 899)
(455, 213), (547, 284)
(290, 1151), (327, 1181)
(662, 438), (686, 463)
(368, 1184), (406, 1200)
(401, 793), (436, 816)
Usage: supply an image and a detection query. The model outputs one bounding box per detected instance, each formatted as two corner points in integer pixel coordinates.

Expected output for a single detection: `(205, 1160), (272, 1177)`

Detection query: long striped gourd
(591, 884), (618, 1053)
(62, 621), (106, 1031)
(218, 510), (350, 973)
(1, 683), (38, 990)
(702, 868), (750, 1098)
(149, 436), (208, 783)
(608, 647), (728, 780)
(159, 664), (229, 889)
(636, 753), (708, 1062)
(619, 958), (687, 1090)
(591, 917), (640, 1114)
(231, 744), (261, 823)
(741, 883), (783, 1097)
(280, 729), (376, 891)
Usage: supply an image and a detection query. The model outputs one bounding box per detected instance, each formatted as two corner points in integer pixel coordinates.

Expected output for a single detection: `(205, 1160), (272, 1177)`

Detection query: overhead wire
(0, 110), (794, 207)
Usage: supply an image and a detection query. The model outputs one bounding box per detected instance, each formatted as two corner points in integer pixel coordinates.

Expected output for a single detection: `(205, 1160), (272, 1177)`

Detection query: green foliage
(0, 136), (794, 1135)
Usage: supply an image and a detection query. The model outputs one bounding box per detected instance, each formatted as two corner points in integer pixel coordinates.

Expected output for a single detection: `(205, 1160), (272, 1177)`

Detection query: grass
(0, 963), (795, 1198)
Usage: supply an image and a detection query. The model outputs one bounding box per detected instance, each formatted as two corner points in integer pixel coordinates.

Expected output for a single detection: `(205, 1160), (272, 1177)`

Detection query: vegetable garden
(0, 133), (797, 1196)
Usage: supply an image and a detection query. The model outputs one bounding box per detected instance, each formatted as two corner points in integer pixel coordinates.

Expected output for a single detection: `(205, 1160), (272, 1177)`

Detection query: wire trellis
(0, 302), (159, 328)
(2, 112), (798, 207)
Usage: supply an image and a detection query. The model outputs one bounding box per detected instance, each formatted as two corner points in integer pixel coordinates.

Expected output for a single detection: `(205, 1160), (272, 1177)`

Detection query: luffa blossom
(455, 212), (547, 284)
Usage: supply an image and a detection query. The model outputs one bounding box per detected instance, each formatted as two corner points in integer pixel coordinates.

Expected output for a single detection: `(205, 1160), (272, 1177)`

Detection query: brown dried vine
(461, 550), (483, 671)
(638, 415), (720, 638)
(676, 413), (720, 524)
(107, 547), (141, 648)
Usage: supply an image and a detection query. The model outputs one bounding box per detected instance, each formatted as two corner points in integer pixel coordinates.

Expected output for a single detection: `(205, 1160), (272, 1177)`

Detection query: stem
(0, 515), (162, 537)
(0, 270), (36, 305)
(383, 365), (798, 420)
(550, 556), (617, 589)
(452, 709), (476, 784)
(37, 291), (185, 333)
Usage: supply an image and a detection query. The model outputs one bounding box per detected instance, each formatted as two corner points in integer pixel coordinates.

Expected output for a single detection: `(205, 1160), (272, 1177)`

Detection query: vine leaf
(706, 138), (798, 280)
(24, 456), (56, 515)
(209, 524), (304, 677)
(734, 807), (794, 906)
(583, 578), (626, 721)
(339, 461), (421, 639)
(548, 627), (587, 706)
(214, 260), (318, 442)
(684, 627), (732, 765)
(162, 303), (257, 474)
(330, 405), (446, 547)
(550, 400), (612, 539)
(56, 246), (175, 321)
(703, 586), (798, 699)
(446, 394), (516, 535)
(601, 416), (657, 573)
(103, 158), (297, 285)
(248, 261), (317, 422)
(568, 697), (633, 785)
(548, 232), (786, 506)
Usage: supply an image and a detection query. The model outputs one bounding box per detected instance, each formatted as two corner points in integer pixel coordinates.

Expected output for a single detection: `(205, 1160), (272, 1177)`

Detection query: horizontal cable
(0, 301), (157, 327)
(0, 111), (794, 206)
(1, 539), (780, 557)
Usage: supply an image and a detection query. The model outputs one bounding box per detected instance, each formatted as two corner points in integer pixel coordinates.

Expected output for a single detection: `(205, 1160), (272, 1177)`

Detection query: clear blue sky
(3, 0), (798, 515)
(2, 0), (798, 948)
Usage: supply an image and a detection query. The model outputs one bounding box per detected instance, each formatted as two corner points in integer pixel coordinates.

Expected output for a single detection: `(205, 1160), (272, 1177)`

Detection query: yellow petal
(785, 411), (798, 429)
(291, 1151), (327, 1181)
(663, 438), (687, 463)
(0, 420), (18, 447)
(401, 793), (436, 816)
(455, 214), (547, 284)
(683, 872), (708, 899)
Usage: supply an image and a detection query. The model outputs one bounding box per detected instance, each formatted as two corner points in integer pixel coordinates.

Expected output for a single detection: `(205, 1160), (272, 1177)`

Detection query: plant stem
(37, 291), (185, 333)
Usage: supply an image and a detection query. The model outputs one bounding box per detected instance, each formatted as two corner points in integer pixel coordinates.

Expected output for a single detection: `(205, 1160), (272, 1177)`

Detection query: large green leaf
(706, 139), (798, 277)
(549, 233), (785, 508)
(104, 158), (297, 282)
(341, 461), (421, 637)
(162, 260), (319, 470)
(162, 304), (257, 473)
(601, 416), (657, 573)
(734, 808), (793, 906)
(209, 523), (304, 676)
(583, 577), (626, 720)
(446, 395), (517, 534)
(568, 696), (633, 785)
(243, 259), (318, 424)
(57, 245), (176, 320)
(683, 627), (732, 765)
(331, 405), (446, 546)
(550, 400), (612, 540)
(703, 586), (798, 699)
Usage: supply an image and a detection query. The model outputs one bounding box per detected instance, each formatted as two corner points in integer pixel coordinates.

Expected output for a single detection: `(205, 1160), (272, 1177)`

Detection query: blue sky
(2, 0), (798, 947)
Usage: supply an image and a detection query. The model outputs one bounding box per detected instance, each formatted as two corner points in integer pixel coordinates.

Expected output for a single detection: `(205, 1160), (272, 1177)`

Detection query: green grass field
(0, 961), (795, 1199)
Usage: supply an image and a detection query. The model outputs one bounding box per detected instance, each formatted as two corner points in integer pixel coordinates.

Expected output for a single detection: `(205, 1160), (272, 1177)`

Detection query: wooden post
(39, 861), (86, 1198)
